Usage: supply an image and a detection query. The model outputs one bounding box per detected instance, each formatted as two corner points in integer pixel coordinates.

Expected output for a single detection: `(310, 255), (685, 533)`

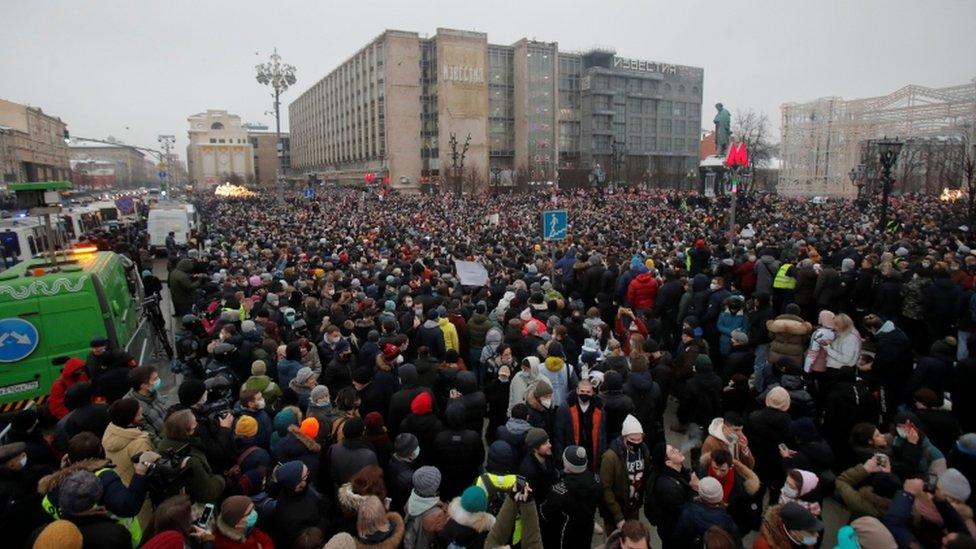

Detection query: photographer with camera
(37, 432), (155, 545)
(168, 379), (236, 472)
(157, 409), (226, 504)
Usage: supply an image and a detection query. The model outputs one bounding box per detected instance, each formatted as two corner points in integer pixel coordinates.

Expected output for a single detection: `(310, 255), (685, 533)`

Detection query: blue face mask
(244, 509), (258, 535)
(150, 378), (162, 393)
(801, 535), (818, 546)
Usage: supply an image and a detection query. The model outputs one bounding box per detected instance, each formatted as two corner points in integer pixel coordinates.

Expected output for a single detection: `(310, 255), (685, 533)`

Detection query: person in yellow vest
(772, 261), (797, 313)
(38, 432), (157, 547)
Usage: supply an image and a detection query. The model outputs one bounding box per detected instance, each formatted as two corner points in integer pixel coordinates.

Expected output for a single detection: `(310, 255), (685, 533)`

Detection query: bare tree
(514, 165), (531, 193)
(963, 131), (976, 226)
(462, 166), (486, 194)
(733, 109), (775, 172)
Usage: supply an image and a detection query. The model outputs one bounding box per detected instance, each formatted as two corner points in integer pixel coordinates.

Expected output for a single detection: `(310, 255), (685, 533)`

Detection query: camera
(134, 445), (191, 504)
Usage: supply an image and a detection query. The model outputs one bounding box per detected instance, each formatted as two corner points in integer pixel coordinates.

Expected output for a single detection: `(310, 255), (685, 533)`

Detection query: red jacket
(737, 260), (757, 296)
(626, 272), (659, 311)
(48, 357), (88, 419)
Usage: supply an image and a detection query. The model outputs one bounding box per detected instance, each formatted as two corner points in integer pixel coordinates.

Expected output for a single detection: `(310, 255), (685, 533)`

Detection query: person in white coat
(825, 313), (862, 371)
(509, 356), (542, 415)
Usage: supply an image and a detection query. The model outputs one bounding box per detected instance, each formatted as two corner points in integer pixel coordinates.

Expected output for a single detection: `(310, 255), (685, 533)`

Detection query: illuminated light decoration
(214, 183), (257, 198)
(940, 188), (963, 202)
(70, 245), (99, 254)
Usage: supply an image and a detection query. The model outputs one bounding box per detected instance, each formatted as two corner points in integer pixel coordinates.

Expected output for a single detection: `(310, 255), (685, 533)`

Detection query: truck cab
(0, 250), (154, 409)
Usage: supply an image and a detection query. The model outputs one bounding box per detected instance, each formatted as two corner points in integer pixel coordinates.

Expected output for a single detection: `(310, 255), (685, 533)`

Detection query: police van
(0, 250), (171, 410)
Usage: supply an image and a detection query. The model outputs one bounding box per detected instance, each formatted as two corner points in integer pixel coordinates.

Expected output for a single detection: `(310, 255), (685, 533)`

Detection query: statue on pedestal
(714, 103), (732, 156)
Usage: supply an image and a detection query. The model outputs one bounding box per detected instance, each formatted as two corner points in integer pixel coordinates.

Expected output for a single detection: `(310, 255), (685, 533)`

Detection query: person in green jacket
(167, 258), (199, 316)
(484, 484), (542, 549)
(157, 409), (225, 504)
(836, 456), (897, 519)
(241, 360), (283, 409)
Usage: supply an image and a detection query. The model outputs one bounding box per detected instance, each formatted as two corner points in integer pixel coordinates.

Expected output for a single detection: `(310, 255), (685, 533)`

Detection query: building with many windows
(0, 98), (71, 184)
(289, 28), (703, 191)
(186, 110), (254, 189)
(244, 124), (291, 188)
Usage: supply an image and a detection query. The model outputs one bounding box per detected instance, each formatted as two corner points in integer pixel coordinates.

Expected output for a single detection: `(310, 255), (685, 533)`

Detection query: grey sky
(2, 0), (974, 162)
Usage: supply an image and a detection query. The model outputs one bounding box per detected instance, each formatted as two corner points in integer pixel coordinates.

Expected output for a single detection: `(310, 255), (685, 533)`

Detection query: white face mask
(18, 454), (27, 468)
(255, 399), (266, 410)
(710, 283), (720, 291)
(540, 397), (553, 409)
(782, 485), (798, 498)
(896, 426), (908, 439)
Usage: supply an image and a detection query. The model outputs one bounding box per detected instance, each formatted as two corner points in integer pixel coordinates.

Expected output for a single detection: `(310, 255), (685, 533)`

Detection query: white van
(147, 204), (191, 251)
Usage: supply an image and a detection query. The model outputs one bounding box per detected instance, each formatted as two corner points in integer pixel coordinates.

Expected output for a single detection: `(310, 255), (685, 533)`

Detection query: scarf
(708, 462), (736, 503)
(406, 492), (441, 517)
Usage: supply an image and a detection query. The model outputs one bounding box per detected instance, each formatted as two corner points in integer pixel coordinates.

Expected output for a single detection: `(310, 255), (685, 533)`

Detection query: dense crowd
(3, 187), (976, 549)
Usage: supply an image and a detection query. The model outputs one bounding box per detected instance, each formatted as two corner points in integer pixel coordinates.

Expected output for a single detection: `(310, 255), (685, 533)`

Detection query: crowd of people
(3, 186), (976, 549)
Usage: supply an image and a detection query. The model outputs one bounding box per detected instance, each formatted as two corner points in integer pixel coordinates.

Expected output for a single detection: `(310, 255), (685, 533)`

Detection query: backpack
(225, 445), (261, 482)
(403, 509), (434, 549)
(644, 473), (681, 527)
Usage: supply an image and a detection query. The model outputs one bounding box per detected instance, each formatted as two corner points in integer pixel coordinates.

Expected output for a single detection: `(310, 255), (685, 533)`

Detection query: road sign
(542, 210), (567, 241)
(158, 171), (168, 179)
(0, 318), (39, 362)
(158, 162), (166, 170)
(303, 187), (315, 198)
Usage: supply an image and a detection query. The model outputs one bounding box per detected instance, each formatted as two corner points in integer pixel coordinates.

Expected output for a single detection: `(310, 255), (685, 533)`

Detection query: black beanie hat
(343, 416), (365, 439)
(109, 398), (141, 427)
(178, 379), (207, 407)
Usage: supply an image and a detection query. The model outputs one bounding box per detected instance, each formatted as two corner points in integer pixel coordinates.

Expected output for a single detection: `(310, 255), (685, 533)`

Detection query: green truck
(0, 250), (169, 411)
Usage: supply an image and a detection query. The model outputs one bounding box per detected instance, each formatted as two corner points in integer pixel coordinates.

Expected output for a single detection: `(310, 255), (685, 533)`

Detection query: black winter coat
(539, 470), (603, 549)
(388, 385), (432, 437)
(433, 427), (485, 501)
(272, 488), (330, 549)
(745, 407), (792, 487)
(399, 413), (444, 467)
(600, 390), (635, 441)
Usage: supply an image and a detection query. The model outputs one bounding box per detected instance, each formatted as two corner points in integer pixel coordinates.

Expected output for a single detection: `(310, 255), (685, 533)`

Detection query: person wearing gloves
(212, 494), (275, 549)
(600, 414), (651, 529)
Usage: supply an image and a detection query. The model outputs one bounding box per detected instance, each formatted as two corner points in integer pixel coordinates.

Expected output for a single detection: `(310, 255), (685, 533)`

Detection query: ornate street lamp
(255, 48), (297, 204)
(876, 137), (903, 233)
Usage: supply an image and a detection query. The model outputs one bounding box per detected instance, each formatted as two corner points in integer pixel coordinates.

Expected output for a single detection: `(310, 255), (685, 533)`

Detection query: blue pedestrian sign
(303, 187), (315, 199)
(542, 210), (568, 241)
(158, 171), (168, 179)
(0, 318), (39, 362)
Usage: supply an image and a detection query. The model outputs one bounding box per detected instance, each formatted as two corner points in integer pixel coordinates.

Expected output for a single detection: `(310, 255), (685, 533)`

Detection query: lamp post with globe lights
(255, 48), (297, 204)
(876, 137), (903, 233)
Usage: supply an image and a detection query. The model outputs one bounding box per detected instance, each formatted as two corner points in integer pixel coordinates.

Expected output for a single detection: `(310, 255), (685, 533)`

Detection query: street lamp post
(876, 137), (904, 233)
(157, 135), (175, 195)
(255, 48), (297, 204)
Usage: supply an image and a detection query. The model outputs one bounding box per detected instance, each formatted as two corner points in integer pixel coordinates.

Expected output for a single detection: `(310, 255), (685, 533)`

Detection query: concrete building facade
(0, 98), (70, 184)
(290, 28), (703, 191)
(68, 139), (151, 188)
(246, 129), (291, 188)
(186, 110), (254, 189)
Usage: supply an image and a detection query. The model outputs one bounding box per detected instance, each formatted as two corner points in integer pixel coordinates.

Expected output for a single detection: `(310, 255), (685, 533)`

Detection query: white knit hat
(621, 414), (643, 436)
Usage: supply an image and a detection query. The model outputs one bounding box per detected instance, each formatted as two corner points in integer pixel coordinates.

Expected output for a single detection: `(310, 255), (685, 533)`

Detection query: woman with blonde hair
(825, 313), (861, 378)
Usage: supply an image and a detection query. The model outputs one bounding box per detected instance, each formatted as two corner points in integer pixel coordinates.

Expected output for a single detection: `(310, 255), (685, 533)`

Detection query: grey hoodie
(509, 356), (541, 414)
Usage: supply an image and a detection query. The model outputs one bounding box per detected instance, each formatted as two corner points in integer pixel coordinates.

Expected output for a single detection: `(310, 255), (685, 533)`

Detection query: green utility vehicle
(0, 250), (171, 410)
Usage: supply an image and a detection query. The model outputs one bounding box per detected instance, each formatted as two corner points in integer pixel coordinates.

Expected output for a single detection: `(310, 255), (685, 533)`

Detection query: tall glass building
(289, 28), (703, 191)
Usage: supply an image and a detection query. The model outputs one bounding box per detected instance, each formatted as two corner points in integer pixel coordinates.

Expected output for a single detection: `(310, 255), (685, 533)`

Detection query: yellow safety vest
(772, 263), (796, 290)
(41, 468), (143, 547)
(477, 473), (522, 544)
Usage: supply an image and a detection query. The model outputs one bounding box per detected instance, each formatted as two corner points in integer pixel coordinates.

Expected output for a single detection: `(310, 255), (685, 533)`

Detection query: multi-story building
(0, 98), (70, 184)
(68, 138), (151, 188)
(244, 124), (291, 188)
(289, 28), (703, 191)
(186, 110), (254, 189)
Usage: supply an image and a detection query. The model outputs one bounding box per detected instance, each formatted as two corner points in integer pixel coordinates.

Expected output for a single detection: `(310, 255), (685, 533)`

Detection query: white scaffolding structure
(778, 80), (976, 196)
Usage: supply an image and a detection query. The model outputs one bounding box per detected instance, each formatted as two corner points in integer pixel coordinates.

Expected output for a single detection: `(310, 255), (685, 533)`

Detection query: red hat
(299, 417), (319, 439)
(410, 392), (433, 416)
(364, 411), (385, 434)
(382, 343), (399, 360)
(695, 239), (705, 249)
(63, 357), (87, 376)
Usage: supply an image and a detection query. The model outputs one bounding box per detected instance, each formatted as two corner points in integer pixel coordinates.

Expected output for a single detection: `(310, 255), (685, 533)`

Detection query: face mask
(498, 375), (510, 383)
(781, 485), (798, 498)
(710, 283), (720, 291)
(18, 454), (27, 468)
(255, 399), (266, 410)
(540, 398), (553, 409)
(150, 378), (162, 393)
(801, 536), (818, 546)
(409, 446), (421, 461)
(896, 427), (907, 439)
(578, 394), (592, 403)
(244, 509), (258, 535)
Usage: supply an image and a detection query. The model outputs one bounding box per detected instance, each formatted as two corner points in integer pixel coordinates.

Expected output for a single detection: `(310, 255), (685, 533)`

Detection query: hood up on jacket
(447, 497), (496, 533)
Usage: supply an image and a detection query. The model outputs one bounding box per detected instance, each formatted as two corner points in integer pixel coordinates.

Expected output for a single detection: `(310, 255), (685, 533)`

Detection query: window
(209, 138), (216, 143)
(219, 139), (225, 143)
(674, 102), (684, 117)
(628, 101), (641, 114)
(211, 122), (224, 130)
(658, 101), (672, 117)
(27, 236), (37, 256)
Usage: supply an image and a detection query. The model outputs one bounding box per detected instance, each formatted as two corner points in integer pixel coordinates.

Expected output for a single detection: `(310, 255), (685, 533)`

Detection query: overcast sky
(2, 0), (974, 162)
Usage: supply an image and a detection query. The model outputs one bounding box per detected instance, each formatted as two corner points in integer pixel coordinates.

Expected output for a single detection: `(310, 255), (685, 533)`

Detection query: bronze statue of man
(714, 103), (732, 156)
